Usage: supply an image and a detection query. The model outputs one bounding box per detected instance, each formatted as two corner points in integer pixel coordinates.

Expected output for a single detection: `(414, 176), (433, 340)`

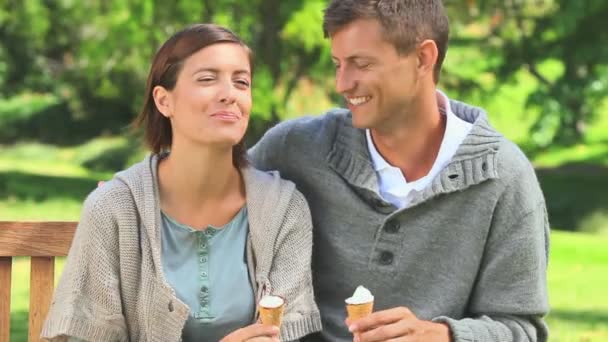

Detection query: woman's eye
(197, 77), (214, 82)
(235, 80), (250, 88)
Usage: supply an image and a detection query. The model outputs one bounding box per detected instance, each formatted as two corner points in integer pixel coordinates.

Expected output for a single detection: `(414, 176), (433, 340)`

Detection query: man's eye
(197, 77), (214, 82)
(356, 63), (371, 69)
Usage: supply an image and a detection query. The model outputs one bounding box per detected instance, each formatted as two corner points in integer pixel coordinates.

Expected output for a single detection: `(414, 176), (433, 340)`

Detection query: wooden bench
(0, 222), (77, 342)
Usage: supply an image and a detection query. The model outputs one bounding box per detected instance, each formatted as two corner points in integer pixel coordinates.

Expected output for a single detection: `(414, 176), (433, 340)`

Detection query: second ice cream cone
(345, 285), (375, 320)
(259, 295), (285, 327)
(346, 301), (374, 320)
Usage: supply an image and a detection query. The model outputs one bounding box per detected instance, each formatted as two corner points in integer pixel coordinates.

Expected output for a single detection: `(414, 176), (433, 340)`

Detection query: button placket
(196, 232), (212, 319)
(383, 221), (400, 233)
(379, 251), (394, 265)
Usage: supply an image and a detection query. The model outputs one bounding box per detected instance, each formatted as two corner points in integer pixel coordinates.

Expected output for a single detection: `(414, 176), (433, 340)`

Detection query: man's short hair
(323, 0), (449, 83)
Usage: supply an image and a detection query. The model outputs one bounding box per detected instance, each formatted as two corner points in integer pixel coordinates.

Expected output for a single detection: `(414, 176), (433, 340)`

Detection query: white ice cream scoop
(259, 295), (284, 308)
(345, 285), (374, 305)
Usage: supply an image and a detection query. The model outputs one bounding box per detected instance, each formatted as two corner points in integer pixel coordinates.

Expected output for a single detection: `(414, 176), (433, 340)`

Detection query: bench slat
(0, 222), (77, 257)
(29, 257), (55, 342)
(0, 257), (11, 342)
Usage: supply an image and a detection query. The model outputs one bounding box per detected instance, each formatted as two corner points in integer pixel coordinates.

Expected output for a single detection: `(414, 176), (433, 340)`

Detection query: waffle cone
(259, 303), (285, 327)
(346, 301), (373, 320)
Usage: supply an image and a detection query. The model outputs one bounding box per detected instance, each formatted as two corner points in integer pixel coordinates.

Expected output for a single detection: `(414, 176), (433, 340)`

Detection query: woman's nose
(218, 81), (237, 104)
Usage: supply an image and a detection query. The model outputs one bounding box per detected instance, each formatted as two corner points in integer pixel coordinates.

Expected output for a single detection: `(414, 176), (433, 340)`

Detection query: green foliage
(1, 1), (606, 148)
(0, 0), (340, 143)
(0, 93), (77, 144)
(75, 136), (140, 172)
(282, 0), (327, 53)
(447, 0), (608, 146)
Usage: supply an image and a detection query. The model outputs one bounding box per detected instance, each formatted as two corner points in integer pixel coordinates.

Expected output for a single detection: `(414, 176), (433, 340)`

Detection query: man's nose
(335, 67), (356, 94)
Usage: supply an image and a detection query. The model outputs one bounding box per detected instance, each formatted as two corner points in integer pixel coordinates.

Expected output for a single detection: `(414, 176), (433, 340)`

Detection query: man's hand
(220, 323), (280, 342)
(346, 307), (451, 342)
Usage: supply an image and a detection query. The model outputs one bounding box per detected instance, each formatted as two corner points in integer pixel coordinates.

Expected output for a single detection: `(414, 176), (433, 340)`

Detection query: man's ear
(416, 39), (439, 80)
(153, 85), (173, 118)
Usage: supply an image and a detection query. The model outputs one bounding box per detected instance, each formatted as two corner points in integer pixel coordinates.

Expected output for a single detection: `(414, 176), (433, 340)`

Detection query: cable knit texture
(42, 155), (322, 342)
(250, 100), (549, 342)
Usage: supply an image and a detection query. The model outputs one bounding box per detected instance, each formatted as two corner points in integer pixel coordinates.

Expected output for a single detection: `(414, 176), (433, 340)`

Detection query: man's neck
(370, 92), (446, 182)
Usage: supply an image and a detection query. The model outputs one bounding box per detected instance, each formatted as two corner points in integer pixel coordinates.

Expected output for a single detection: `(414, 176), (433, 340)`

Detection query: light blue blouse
(161, 207), (255, 341)
(66, 207), (255, 342)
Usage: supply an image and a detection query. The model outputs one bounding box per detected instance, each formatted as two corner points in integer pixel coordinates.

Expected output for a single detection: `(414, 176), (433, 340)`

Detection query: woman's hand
(220, 323), (280, 342)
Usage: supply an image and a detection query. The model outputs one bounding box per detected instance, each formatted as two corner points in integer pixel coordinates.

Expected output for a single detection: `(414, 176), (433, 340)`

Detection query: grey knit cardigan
(42, 154), (322, 341)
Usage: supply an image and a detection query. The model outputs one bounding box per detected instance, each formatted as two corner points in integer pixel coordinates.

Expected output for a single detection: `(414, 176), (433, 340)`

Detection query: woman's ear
(153, 85), (173, 118)
(416, 39), (439, 80)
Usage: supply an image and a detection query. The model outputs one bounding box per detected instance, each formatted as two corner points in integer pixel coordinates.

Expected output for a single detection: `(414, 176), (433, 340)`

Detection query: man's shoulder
(273, 108), (350, 138)
(256, 108), (351, 155)
(454, 103), (535, 176)
(473, 120), (536, 177)
(468, 118), (539, 190)
(243, 166), (294, 192)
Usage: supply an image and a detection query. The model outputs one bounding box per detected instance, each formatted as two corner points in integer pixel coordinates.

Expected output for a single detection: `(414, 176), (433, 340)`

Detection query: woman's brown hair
(133, 23), (253, 167)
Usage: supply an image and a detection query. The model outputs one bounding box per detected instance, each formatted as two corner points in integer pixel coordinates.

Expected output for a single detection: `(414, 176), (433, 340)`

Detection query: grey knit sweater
(42, 155), (322, 341)
(250, 100), (550, 342)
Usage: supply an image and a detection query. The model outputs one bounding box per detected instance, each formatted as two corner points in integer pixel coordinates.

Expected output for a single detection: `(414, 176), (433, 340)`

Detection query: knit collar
(327, 100), (503, 211)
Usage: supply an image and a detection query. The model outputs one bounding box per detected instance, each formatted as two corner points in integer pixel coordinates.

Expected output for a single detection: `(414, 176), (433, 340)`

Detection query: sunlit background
(1, 1), (607, 341)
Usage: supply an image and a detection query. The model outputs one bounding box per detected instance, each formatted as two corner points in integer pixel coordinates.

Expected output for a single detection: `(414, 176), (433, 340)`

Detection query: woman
(42, 24), (321, 342)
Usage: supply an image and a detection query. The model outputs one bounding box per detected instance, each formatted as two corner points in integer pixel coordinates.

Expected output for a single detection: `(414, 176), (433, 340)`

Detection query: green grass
(547, 231), (608, 341)
(6, 231), (607, 341)
(533, 143), (608, 168)
(0, 140), (136, 220)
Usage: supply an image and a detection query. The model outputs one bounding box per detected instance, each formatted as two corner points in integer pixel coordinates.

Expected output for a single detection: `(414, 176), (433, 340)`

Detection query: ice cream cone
(259, 295), (285, 327)
(346, 301), (374, 320)
(345, 285), (374, 320)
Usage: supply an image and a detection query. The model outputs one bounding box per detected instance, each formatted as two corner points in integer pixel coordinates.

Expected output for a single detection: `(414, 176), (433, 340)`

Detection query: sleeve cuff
(281, 310), (323, 342)
(42, 315), (127, 342)
(433, 316), (474, 342)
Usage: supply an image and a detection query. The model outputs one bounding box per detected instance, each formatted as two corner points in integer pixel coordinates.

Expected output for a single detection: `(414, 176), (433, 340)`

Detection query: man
(250, 1), (549, 341)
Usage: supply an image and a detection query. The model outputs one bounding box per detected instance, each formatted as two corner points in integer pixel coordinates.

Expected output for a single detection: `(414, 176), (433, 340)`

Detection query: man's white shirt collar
(366, 90), (473, 208)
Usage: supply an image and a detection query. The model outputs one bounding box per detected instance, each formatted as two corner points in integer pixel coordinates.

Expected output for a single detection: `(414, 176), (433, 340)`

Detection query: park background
(0, 1), (606, 341)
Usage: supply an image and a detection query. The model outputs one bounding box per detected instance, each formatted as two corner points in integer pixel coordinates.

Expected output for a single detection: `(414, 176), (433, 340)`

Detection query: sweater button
(384, 222), (400, 233)
(379, 251), (394, 265)
(168, 301), (174, 312)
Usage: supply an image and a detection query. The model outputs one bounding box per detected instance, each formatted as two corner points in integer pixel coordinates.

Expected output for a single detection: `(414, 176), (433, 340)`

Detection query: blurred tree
(0, 0), (333, 144)
(446, 0), (608, 146)
(2, 0), (606, 147)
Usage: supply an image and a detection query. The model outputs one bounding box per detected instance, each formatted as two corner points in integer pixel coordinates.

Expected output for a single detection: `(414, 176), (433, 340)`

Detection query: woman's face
(155, 42), (252, 150)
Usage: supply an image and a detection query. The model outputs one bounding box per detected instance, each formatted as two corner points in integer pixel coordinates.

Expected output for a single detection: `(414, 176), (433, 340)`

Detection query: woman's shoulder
(78, 178), (134, 231)
(87, 154), (156, 209)
(82, 155), (153, 222)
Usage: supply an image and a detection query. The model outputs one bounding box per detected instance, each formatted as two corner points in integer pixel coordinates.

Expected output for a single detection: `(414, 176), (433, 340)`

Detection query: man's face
(330, 19), (421, 129)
